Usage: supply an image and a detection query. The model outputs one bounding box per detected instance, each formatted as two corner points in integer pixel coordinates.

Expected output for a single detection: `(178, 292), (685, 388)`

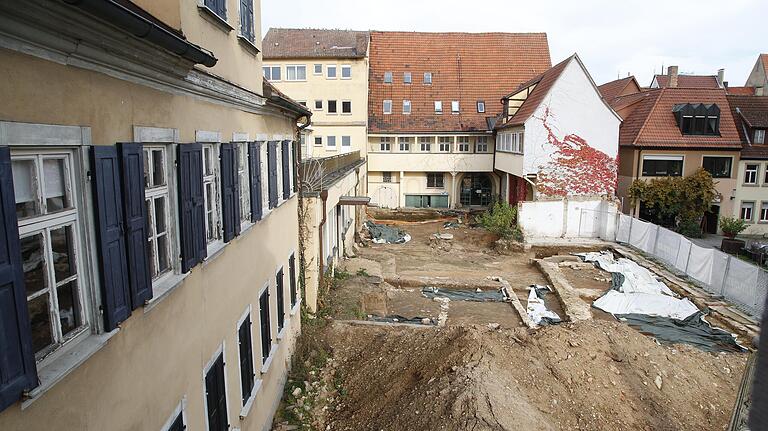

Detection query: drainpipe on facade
(318, 189), (329, 278)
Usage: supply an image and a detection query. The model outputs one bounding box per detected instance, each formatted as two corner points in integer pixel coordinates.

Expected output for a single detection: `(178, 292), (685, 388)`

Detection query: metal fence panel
(723, 258), (761, 314)
(655, 227), (681, 266)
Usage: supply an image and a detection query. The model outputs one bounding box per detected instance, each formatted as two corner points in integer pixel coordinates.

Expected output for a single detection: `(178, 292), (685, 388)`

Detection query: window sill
(240, 220), (255, 235)
(276, 324), (288, 341)
(239, 379), (262, 419)
(204, 240), (227, 267)
(144, 272), (189, 313)
(290, 297), (302, 316)
(197, 5), (233, 32)
(237, 35), (260, 56)
(22, 329), (119, 409)
(260, 345), (279, 374)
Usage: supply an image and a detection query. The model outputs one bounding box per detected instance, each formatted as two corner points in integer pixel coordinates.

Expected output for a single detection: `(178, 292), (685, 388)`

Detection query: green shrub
(676, 219), (702, 238)
(477, 202), (519, 239)
(719, 216), (748, 238)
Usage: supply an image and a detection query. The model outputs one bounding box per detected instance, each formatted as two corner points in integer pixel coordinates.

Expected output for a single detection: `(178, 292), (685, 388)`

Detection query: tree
(628, 168), (716, 236)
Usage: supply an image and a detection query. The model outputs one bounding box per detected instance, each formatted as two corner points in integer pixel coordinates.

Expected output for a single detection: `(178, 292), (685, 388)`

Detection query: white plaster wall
(522, 59), (620, 196)
(519, 200), (565, 237)
(520, 199), (619, 239)
(495, 152), (524, 177)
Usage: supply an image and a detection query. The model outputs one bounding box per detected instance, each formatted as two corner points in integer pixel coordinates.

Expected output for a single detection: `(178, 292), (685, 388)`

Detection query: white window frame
(341, 64), (352, 79)
(423, 72), (432, 85)
(403, 71), (412, 84)
(14, 149), (89, 362)
(434, 101), (443, 114)
(160, 398), (188, 431)
(313, 64), (322, 75)
(451, 101), (460, 114)
(314, 100), (323, 111)
(399, 138), (411, 152)
(745, 163), (759, 185)
(285, 65), (306, 81)
(419, 137), (432, 152)
(202, 343), (231, 431)
(403, 100), (411, 114)
(755, 129), (766, 144)
(314, 136), (323, 147)
(477, 101), (485, 113)
(379, 137), (391, 152)
(341, 136), (351, 147)
(384, 71), (392, 83)
(262, 65), (280, 81)
(326, 136), (337, 150)
(457, 136), (470, 152)
(741, 201), (755, 222)
(341, 100), (352, 115)
(761, 201), (768, 223)
(476, 136), (488, 152)
(235, 142), (251, 227)
(427, 173), (444, 189)
(327, 100), (338, 115)
(383, 100), (392, 115)
(202, 144), (222, 248)
(257, 281), (276, 372)
(326, 64), (337, 79)
(143, 145), (174, 283)
(438, 137), (451, 152)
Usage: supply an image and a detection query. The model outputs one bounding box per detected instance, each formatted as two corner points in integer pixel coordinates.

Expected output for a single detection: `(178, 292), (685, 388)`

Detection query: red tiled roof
(727, 86), (755, 95)
(496, 55), (573, 128)
(762, 54), (768, 77)
(653, 74), (721, 89)
(367, 31), (551, 133)
(726, 95), (768, 158)
(598, 76), (639, 103)
(263, 78), (311, 116)
(620, 87), (741, 149)
(262, 28), (369, 59)
(609, 90), (652, 114)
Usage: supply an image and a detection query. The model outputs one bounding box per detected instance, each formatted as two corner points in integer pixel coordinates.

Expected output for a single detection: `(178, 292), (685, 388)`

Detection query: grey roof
(262, 28), (369, 59)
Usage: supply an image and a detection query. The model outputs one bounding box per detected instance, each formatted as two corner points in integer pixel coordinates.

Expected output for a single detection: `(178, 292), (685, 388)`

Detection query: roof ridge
(632, 88), (665, 146)
(369, 30), (548, 36)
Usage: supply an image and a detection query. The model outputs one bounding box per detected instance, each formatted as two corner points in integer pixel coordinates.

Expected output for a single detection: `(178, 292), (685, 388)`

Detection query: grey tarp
(421, 287), (506, 302)
(364, 221), (411, 244)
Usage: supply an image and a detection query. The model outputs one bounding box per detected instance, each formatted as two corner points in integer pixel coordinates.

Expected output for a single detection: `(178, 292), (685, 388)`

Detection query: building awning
(338, 196), (371, 206)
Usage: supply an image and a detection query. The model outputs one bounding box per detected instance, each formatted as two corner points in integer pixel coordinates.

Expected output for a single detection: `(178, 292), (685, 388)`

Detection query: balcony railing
(300, 150), (364, 193)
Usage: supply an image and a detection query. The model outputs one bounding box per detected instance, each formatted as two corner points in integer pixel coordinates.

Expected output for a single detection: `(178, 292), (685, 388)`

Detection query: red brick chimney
(668, 65), (678, 88)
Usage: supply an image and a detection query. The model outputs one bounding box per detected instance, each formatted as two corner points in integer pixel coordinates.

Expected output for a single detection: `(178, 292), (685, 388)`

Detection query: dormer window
(672, 103), (720, 136)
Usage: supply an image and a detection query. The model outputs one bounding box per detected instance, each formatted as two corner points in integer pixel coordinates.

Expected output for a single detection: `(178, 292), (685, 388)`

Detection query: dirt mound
(322, 320), (746, 431)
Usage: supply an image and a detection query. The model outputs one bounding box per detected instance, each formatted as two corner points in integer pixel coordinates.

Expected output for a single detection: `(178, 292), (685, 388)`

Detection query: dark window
(238, 314), (255, 405)
(342, 101), (351, 114)
(167, 410), (185, 431)
(314, 100), (322, 110)
(259, 288), (271, 363)
(289, 254), (297, 308)
(204, 353), (228, 431)
(702, 156), (732, 178)
(204, 0), (226, 19)
(383, 172), (392, 183)
(239, 0), (254, 42)
(673, 103), (720, 135)
(276, 268), (285, 332)
(327, 100), (337, 114)
(314, 136), (322, 146)
(427, 173), (445, 188)
(642, 158), (683, 177)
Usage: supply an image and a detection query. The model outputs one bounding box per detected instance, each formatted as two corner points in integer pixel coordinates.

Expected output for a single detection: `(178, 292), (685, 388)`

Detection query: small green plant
(356, 268), (370, 277)
(476, 201), (519, 239)
(333, 268), (351, 280)
(719, 216), (748, 239)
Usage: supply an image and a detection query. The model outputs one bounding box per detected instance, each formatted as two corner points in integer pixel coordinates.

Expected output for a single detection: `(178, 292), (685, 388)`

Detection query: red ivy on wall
(534, 107), (617, 197)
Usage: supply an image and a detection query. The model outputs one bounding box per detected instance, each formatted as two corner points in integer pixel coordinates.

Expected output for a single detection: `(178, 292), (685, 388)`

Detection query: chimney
(668, 65), (678, 88)
(717, 68), (725, 87)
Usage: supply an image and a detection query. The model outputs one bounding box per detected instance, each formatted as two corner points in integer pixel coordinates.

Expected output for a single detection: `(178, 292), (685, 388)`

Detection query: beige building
(366, 31), (551, 208)
(0, 1), (310, 430)
(261, 29), (370, 160)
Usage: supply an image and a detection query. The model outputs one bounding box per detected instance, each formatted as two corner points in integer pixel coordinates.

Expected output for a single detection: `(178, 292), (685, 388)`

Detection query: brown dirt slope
(324, 320), (745, 431)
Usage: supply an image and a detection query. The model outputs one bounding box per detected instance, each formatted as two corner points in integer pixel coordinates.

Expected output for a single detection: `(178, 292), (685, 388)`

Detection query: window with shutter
(143, 146), (172, 281)
(289, 253), (297, 308)
(91, 146), (132, 331)
(258, 287), (271, 363)
(167, 411), (184, 431)
(238, 313), (255, 405)
(204, 0), (226, 19)
(239, 0), (254, 42)
(248, 142), (263, 221)
(204, 352), (228, 431)
(117, 143), (152, 308)
(276, 268), (285, 332)
(235, 143), (250, 225)
(0, 146), (38, 412)
(281, 141), (291, 200)
(219, 143), (240, 243)
(267, 141), (278, 209)
(291, 141), (298, 193)
(177, 144), (206, 273)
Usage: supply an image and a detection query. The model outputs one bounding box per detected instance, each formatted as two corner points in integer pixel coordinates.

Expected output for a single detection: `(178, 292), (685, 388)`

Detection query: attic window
(477, 101), (485, 113)
(672, 103), (720, 136)
(384, 72), (392, 84)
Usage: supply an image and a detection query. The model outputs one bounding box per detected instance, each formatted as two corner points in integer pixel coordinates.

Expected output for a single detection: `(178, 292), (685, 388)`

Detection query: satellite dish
(301, 158), (325, 193)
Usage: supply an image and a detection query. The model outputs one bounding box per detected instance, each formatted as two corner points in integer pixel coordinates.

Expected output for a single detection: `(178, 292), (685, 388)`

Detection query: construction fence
(517, 199), (768, 318)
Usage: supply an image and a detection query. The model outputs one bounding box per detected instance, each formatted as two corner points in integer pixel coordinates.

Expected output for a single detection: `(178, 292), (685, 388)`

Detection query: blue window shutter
(0, 147), (38, 412)
(248, 142), (262, 221)
(117, 143), (152, 308)
(91, 146), (132, 331)
(276, 268), (285, 331)
(267, 141), (278, 209)
(178, 144), (206, 273)
(220, 143), (239, 243)
(281, 140), (291, 200)
(259, 289), (271, 363)
(289, 253), (297, 307)
(291, 140), (298, 193)
(205, 354), (228, 431)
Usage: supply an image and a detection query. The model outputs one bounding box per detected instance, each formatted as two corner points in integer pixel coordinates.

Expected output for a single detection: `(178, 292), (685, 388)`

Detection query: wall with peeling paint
(522, 59), (620, 198)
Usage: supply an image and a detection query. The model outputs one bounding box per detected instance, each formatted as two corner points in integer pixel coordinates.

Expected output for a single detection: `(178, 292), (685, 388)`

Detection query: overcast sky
(262, 0), (767, 87)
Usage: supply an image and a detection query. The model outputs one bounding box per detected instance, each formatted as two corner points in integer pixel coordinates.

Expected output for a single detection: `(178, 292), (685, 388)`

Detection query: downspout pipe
(61, 0), (217, 67)
(318, 190), (329, 276)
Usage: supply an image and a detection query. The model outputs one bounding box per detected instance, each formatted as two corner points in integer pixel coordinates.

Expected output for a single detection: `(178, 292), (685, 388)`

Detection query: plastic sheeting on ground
(580, 252), (677, 297)
(526, 285), (561, 325)
(619, 313), (746, 353)
(421, 286), (506, 302)
(367, 315), (433, 325)
(364, 221), (411, 244)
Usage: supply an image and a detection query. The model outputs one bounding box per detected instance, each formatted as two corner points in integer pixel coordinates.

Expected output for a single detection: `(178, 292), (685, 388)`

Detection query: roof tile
(262, 28), (369, 59)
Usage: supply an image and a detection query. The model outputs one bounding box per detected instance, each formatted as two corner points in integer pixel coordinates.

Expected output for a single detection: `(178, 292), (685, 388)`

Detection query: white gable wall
(522, 58), (620, 197)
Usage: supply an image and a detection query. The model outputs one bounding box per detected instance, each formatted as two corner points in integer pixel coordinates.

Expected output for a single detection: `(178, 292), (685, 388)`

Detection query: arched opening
(459, 173), (494, 207)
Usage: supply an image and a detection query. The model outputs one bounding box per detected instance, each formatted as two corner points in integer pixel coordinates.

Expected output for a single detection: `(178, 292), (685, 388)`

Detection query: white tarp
(654, 227), (681, 266)
(674, 237), (692, 272)
(581, 251), (699, 320)
(687, 244), (714, 286)
(526, 286), (561, 325)
(616, 214), (631, 243)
